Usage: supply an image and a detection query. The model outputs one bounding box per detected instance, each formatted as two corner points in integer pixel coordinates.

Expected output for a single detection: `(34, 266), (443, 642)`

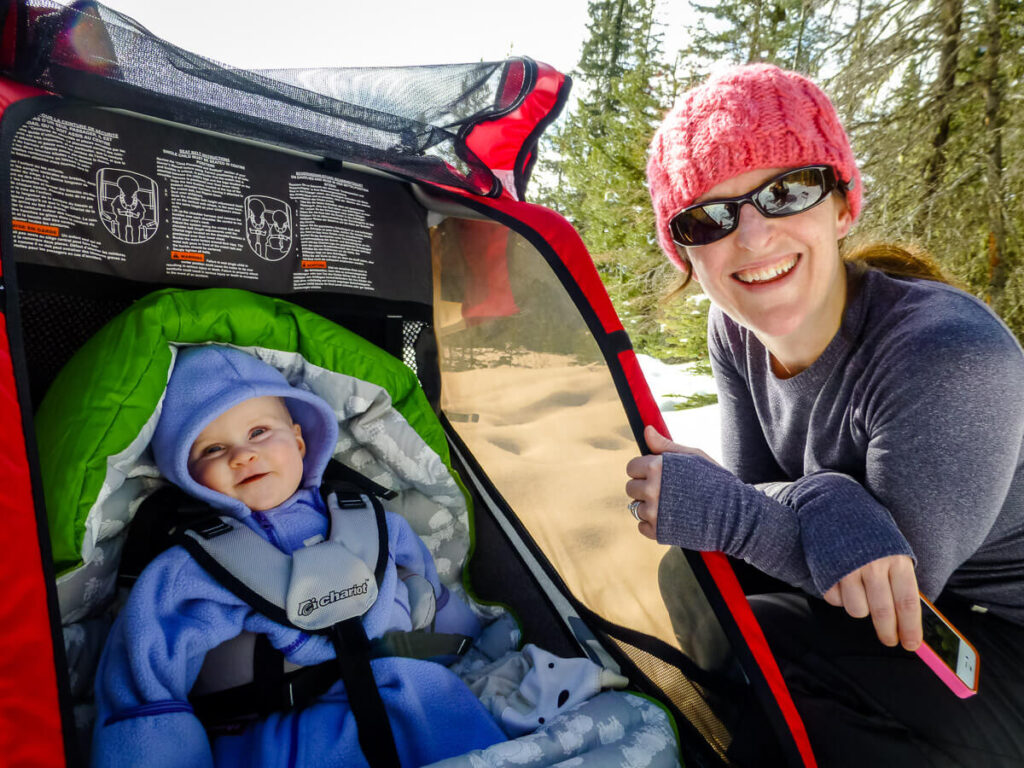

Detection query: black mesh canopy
(2, 0), (563, 195)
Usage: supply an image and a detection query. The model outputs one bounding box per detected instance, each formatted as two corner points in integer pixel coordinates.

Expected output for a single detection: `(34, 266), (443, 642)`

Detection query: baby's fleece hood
(150, 346), (338, 515)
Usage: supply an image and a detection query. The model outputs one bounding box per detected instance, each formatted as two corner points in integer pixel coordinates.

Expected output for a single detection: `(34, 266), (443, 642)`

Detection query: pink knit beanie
(647, 63), (861, 271)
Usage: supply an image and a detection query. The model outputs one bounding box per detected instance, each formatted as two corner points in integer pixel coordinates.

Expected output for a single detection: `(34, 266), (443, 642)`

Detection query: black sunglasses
(669, 165), (848, 247)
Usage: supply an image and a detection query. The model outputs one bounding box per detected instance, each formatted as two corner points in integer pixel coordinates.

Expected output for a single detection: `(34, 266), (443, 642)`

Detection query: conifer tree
(538, 0), (1024, 362)
(537, 0), (712, 369)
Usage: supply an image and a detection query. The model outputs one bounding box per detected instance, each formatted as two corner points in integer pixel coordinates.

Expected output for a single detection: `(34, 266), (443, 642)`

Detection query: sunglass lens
(754, 168), (828, 216)
(672, 203), (737, 246)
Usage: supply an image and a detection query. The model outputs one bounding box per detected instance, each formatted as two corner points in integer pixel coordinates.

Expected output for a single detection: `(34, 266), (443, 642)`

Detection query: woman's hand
(626, 426), (719, 540)
(823, 554), (922, 651)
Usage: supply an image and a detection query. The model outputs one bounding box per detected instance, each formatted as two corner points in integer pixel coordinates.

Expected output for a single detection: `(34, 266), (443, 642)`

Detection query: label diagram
(96, 168), (159, 244)
(244, 195), (293, 261)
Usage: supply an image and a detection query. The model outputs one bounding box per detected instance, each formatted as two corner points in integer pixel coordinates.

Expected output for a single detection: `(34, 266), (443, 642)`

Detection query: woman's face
(682, 166), (853, 350)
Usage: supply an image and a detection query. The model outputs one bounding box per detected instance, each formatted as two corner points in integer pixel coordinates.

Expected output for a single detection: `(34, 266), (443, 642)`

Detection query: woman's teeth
(735, 255), (798, 284)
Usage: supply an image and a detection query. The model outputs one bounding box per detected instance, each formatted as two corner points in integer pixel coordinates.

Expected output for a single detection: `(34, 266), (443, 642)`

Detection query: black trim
(0, 92), (84, 768)
(604, 328), (633, 355)
(515, 72), (572, 201)
(443, 419), (727, 768)
(452, 58), (539, 200)
(455, 57), (537, 145)
(493, 58), (537, 122)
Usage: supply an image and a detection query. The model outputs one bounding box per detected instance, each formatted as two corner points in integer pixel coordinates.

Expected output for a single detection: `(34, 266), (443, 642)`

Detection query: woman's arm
(860, 318), (1024, 600)
(627, 430), (920, 648)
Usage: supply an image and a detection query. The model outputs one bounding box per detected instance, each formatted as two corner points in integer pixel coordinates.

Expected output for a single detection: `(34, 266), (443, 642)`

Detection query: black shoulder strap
(117, 483), (214, 586)
(322, 458), (399, 501)
(330, 619), (402, 768)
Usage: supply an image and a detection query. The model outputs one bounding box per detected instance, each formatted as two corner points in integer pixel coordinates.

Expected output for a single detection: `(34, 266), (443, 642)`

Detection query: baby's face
(188, 396), (306, 511)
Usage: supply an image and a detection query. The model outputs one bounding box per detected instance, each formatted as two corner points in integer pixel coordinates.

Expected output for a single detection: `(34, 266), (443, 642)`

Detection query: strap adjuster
(194, 519), (232, 539)
(336, 492), (367, 510)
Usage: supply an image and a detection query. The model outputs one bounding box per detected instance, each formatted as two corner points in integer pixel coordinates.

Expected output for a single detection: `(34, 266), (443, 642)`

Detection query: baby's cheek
(189, 461), (218, 491)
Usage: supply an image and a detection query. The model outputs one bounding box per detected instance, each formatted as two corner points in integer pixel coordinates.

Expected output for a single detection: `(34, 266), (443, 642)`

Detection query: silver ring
(628, 499), (642, 521)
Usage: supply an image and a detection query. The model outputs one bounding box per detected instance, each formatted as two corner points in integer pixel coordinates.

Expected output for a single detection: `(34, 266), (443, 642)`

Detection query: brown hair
(842, 241), (953, 284)
(662, 259), (693, 302)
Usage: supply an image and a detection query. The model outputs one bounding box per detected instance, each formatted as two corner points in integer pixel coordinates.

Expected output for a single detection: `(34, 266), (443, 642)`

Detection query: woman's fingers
(625, 478), (649, 500)
(626, 454), (661, 479)
(838, 575), (871, 619)
(861, 561), (900, 647)
(625, 452), (662, 540)
(643, 425), (721, 466)
(831, 555), (922, 651)
(890, 559), (922, 651)
(823, 584), (843, 607)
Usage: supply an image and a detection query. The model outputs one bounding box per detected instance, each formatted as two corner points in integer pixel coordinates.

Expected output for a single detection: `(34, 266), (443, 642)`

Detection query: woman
(626, 63), (1024, 766)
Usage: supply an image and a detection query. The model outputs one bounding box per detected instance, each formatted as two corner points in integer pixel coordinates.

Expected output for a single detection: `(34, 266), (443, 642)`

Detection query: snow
(636, 354), (722, 463)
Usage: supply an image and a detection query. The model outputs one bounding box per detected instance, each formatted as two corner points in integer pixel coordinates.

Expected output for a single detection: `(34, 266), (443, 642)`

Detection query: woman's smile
(733, 253), (800, 285)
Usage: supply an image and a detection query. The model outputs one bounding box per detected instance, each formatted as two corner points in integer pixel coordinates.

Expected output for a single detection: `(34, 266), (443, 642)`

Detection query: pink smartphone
(916, 593), (979, 698)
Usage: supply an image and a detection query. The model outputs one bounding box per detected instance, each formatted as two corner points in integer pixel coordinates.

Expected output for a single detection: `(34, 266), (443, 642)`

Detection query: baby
(91, 345), (507, 768)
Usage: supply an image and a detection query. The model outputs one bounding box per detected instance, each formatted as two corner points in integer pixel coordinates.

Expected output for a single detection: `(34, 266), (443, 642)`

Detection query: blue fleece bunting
(92, 346), (506, 766)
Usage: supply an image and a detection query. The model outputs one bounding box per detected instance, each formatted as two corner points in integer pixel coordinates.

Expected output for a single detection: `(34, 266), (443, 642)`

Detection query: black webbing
(370, 631), (471, 660)
(322, 459), (399, 500)
(330, 619), (401, 768)
(190, 628), (474, 725)
(253, 634), (286, 718)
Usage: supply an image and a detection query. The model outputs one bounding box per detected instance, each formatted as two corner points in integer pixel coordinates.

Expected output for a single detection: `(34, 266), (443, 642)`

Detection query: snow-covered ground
(636, 354), (722, 463)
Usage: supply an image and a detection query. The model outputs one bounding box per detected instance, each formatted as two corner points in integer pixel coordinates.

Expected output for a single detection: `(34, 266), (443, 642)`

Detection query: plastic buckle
(194, 519), (232, 539)
(336, 493), (366, 510)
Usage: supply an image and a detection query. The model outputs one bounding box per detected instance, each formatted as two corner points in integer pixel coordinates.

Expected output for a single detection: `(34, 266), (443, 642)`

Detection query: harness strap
(331, 619), (401, 768)
(253, 633), (285, 718)
(371, 631), (472, 660)
(193, 630), (473, 728)
(179, 494), (383, 632)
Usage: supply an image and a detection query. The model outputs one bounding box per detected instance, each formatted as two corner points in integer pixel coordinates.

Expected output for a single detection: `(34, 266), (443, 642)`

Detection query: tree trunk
(748, 0), (763, 62)
(920, 0), (963, 234)
(794, 0), (810, 69)
(983, 0), (1007, 304)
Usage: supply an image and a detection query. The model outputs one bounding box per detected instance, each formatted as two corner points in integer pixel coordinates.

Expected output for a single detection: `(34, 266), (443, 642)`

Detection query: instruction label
(7, 104), (430, 302)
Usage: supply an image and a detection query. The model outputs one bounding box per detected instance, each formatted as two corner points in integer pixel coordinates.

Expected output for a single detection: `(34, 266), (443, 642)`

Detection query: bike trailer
(0, 1), (820, 766)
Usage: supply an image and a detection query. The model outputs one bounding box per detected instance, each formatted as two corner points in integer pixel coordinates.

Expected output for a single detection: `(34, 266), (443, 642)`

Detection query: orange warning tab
(301, 260), (327, 269)
(171, 251), (205, 263)
(12, 220), (59, 237)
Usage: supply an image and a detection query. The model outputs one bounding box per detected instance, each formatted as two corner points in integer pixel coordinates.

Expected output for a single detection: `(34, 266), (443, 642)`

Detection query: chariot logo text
(297, 579), (370, 617)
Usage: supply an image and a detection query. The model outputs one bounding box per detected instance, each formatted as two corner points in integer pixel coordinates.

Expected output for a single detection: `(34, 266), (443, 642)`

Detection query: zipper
(251, 510), (283, 550)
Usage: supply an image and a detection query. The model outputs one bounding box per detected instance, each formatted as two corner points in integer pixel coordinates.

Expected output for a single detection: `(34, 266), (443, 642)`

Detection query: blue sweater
(91, 489), (505, 767)
(656, 265), (1024, 623)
